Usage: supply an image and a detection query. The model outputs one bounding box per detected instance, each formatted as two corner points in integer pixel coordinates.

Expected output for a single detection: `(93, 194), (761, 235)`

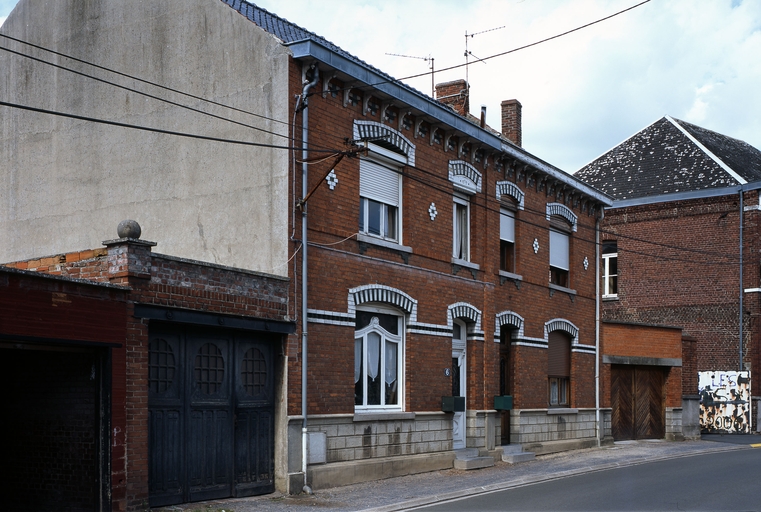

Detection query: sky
(1, 0), (760, 173)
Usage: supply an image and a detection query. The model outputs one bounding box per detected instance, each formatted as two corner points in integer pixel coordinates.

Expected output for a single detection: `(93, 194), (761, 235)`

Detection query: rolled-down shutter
(549, 230), (569, 270)
(548, 331), (571, 377)
(500, 209), (515, 242)
(360, 159), (400, 206)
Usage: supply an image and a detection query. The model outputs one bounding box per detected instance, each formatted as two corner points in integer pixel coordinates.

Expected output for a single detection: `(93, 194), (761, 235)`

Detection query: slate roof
(574, 116), (761, 201)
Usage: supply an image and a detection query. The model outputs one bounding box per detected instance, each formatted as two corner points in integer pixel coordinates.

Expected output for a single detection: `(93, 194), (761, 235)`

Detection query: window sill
(549, 283), (576, 296)
(602, 295), (619, 301)
(499, 270), (523, 288)
(451, 258), (479, 270)
(357, 234), (413, 264)
(357, 233), (412, 253)
(353, 411), (415, 422)
(452, 258), (480, 279)
(547, 407), (578, 415)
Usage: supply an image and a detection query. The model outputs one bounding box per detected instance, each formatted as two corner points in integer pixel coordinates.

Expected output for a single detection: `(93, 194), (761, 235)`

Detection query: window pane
(367, 331), (382, 406)
(500, 240), (514, 272)
(354, 338), (363, 405)
(452, 357), (461, 397)
(385, 340), (398, 405)
(550, 267), (569, 287)
(367, 199), (381, 236)
(550, 378), (558, 405)
(454, 202), (469, 260)
(609, 255), (617, 275)
(385, 204), (398, 240)
(359, 198), (366, 233)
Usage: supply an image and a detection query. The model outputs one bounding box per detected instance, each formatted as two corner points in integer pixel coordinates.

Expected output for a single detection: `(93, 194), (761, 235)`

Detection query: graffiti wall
(698, 370), (751, 433)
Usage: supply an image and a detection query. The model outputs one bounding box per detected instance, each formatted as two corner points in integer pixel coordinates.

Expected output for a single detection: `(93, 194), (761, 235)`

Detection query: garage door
(1, 346), (107, 511)
(611, 365), (665, 440)
(148, 326), (276, 507)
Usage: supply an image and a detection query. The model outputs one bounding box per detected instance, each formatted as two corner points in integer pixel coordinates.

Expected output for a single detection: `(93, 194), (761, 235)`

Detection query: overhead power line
(0, 99), (336, 153)
(0, 33), (290, 128)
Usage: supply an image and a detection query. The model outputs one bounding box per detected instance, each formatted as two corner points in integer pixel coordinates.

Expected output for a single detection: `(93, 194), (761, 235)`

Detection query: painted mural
(698, 370), (751, 433)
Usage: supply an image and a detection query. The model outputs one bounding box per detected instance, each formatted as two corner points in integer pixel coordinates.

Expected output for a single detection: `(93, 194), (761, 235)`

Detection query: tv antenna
(386, 53), (435, 97)
(465, 25), (505, 97)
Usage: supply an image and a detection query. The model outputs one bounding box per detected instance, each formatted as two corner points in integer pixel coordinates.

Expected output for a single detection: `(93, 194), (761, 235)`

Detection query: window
(359, 156), (401, 243)
(602, 241), (618, 298)
(453, 194), (470, 261)
(500, 208), (515, 273)
(549, 229), (569, 287)
(548, 331), (571, 406)
(354, 309), (403, 410)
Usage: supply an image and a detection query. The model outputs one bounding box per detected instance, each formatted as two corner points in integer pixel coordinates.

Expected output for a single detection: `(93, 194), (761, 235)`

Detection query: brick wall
(602, 195), (758, 377)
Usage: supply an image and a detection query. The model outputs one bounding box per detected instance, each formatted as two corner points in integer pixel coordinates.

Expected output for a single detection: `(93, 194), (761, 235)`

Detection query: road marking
(751, 443), (761, 448)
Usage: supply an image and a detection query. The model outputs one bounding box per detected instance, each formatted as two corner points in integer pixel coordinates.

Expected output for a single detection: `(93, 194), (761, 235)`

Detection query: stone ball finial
(117, 220), (142, 239)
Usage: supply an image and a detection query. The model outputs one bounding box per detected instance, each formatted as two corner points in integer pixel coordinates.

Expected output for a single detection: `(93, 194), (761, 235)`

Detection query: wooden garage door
(611, 365), (665, 441)
(148, 326), (276, 507)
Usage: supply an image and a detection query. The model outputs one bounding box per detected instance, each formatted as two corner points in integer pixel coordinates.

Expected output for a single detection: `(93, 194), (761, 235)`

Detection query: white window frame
(549, 228), (570, 287)
(354, 305), (405, 412)
(500, 208), (515, 273)
(602, 247), (618, 299)
(453, 193), (470, 262)
(359, 146), (404, 244)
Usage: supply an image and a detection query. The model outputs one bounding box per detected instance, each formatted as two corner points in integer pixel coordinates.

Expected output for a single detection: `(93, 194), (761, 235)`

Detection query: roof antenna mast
(386, 53), (435, 97)
(465, 25), (505, 100)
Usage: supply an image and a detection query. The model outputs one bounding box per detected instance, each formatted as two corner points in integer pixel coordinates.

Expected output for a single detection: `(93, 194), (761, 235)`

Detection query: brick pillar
(435, 79), (469, 116)
(102, 226), (155, 510)
(501, 99), (522, 147)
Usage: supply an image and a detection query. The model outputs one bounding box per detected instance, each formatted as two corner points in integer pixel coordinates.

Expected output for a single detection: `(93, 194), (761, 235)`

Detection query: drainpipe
(739, 189), (744, 371)
(299, 63), (319, 495)
(595, 209), (603, 447)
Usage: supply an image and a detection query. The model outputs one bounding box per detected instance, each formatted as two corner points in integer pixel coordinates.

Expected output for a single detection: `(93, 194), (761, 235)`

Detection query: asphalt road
(415, 447), (761, 511)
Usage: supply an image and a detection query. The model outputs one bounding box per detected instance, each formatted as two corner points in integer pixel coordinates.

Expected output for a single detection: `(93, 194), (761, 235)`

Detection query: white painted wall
(0, 0), (291, 276)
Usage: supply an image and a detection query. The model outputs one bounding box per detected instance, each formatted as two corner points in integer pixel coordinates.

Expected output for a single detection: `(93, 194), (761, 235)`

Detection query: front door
(499, 329), (512, 445)
(452, 320), (467, 450)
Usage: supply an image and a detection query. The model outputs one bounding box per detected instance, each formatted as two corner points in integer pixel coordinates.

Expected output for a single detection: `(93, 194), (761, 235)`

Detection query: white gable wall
(0, 0), (291, 276)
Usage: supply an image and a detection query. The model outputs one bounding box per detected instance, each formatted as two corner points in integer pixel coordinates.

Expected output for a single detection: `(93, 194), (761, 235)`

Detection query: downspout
(739, 188), (744, 371)
(299, 63), (319, 495)
(595, 208), (603, 447)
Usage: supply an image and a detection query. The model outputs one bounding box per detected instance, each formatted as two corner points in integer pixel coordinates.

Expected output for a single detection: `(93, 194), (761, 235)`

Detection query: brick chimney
(501, 99), (522, 147)
(435, 79), (469, 116)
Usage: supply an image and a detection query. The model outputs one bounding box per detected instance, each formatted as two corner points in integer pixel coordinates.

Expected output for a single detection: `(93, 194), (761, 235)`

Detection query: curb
(358, 444), (749, 512)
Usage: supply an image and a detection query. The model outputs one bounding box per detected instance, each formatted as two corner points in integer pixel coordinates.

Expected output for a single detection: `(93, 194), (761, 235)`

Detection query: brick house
(1, 0), (613, 509)
(575, 115), (761, 435)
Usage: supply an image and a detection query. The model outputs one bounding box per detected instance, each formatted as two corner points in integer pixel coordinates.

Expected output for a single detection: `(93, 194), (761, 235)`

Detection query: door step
(501, 444), (535, 464)
(453, 448), (494, 470)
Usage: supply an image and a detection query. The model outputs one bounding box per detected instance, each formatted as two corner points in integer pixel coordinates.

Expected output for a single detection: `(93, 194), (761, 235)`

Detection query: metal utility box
(442, 396), (465, 412)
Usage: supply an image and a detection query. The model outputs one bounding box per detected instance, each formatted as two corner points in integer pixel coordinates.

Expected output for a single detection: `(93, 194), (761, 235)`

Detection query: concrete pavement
(153, 436), (760, 512)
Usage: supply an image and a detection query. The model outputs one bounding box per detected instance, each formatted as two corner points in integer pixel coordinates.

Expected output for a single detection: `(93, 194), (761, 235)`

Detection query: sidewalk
(154, 437), (758, 512)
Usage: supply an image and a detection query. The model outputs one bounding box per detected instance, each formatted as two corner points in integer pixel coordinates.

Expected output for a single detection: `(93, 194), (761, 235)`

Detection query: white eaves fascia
(666, 115), (747, 185)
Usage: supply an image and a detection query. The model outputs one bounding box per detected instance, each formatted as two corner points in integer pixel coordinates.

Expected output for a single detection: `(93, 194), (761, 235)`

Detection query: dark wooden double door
(148, 326), (276, 507)
(611, 365), (665, 440)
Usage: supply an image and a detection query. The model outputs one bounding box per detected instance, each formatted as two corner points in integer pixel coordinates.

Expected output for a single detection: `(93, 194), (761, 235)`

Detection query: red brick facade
(287, 60), (605, 422)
